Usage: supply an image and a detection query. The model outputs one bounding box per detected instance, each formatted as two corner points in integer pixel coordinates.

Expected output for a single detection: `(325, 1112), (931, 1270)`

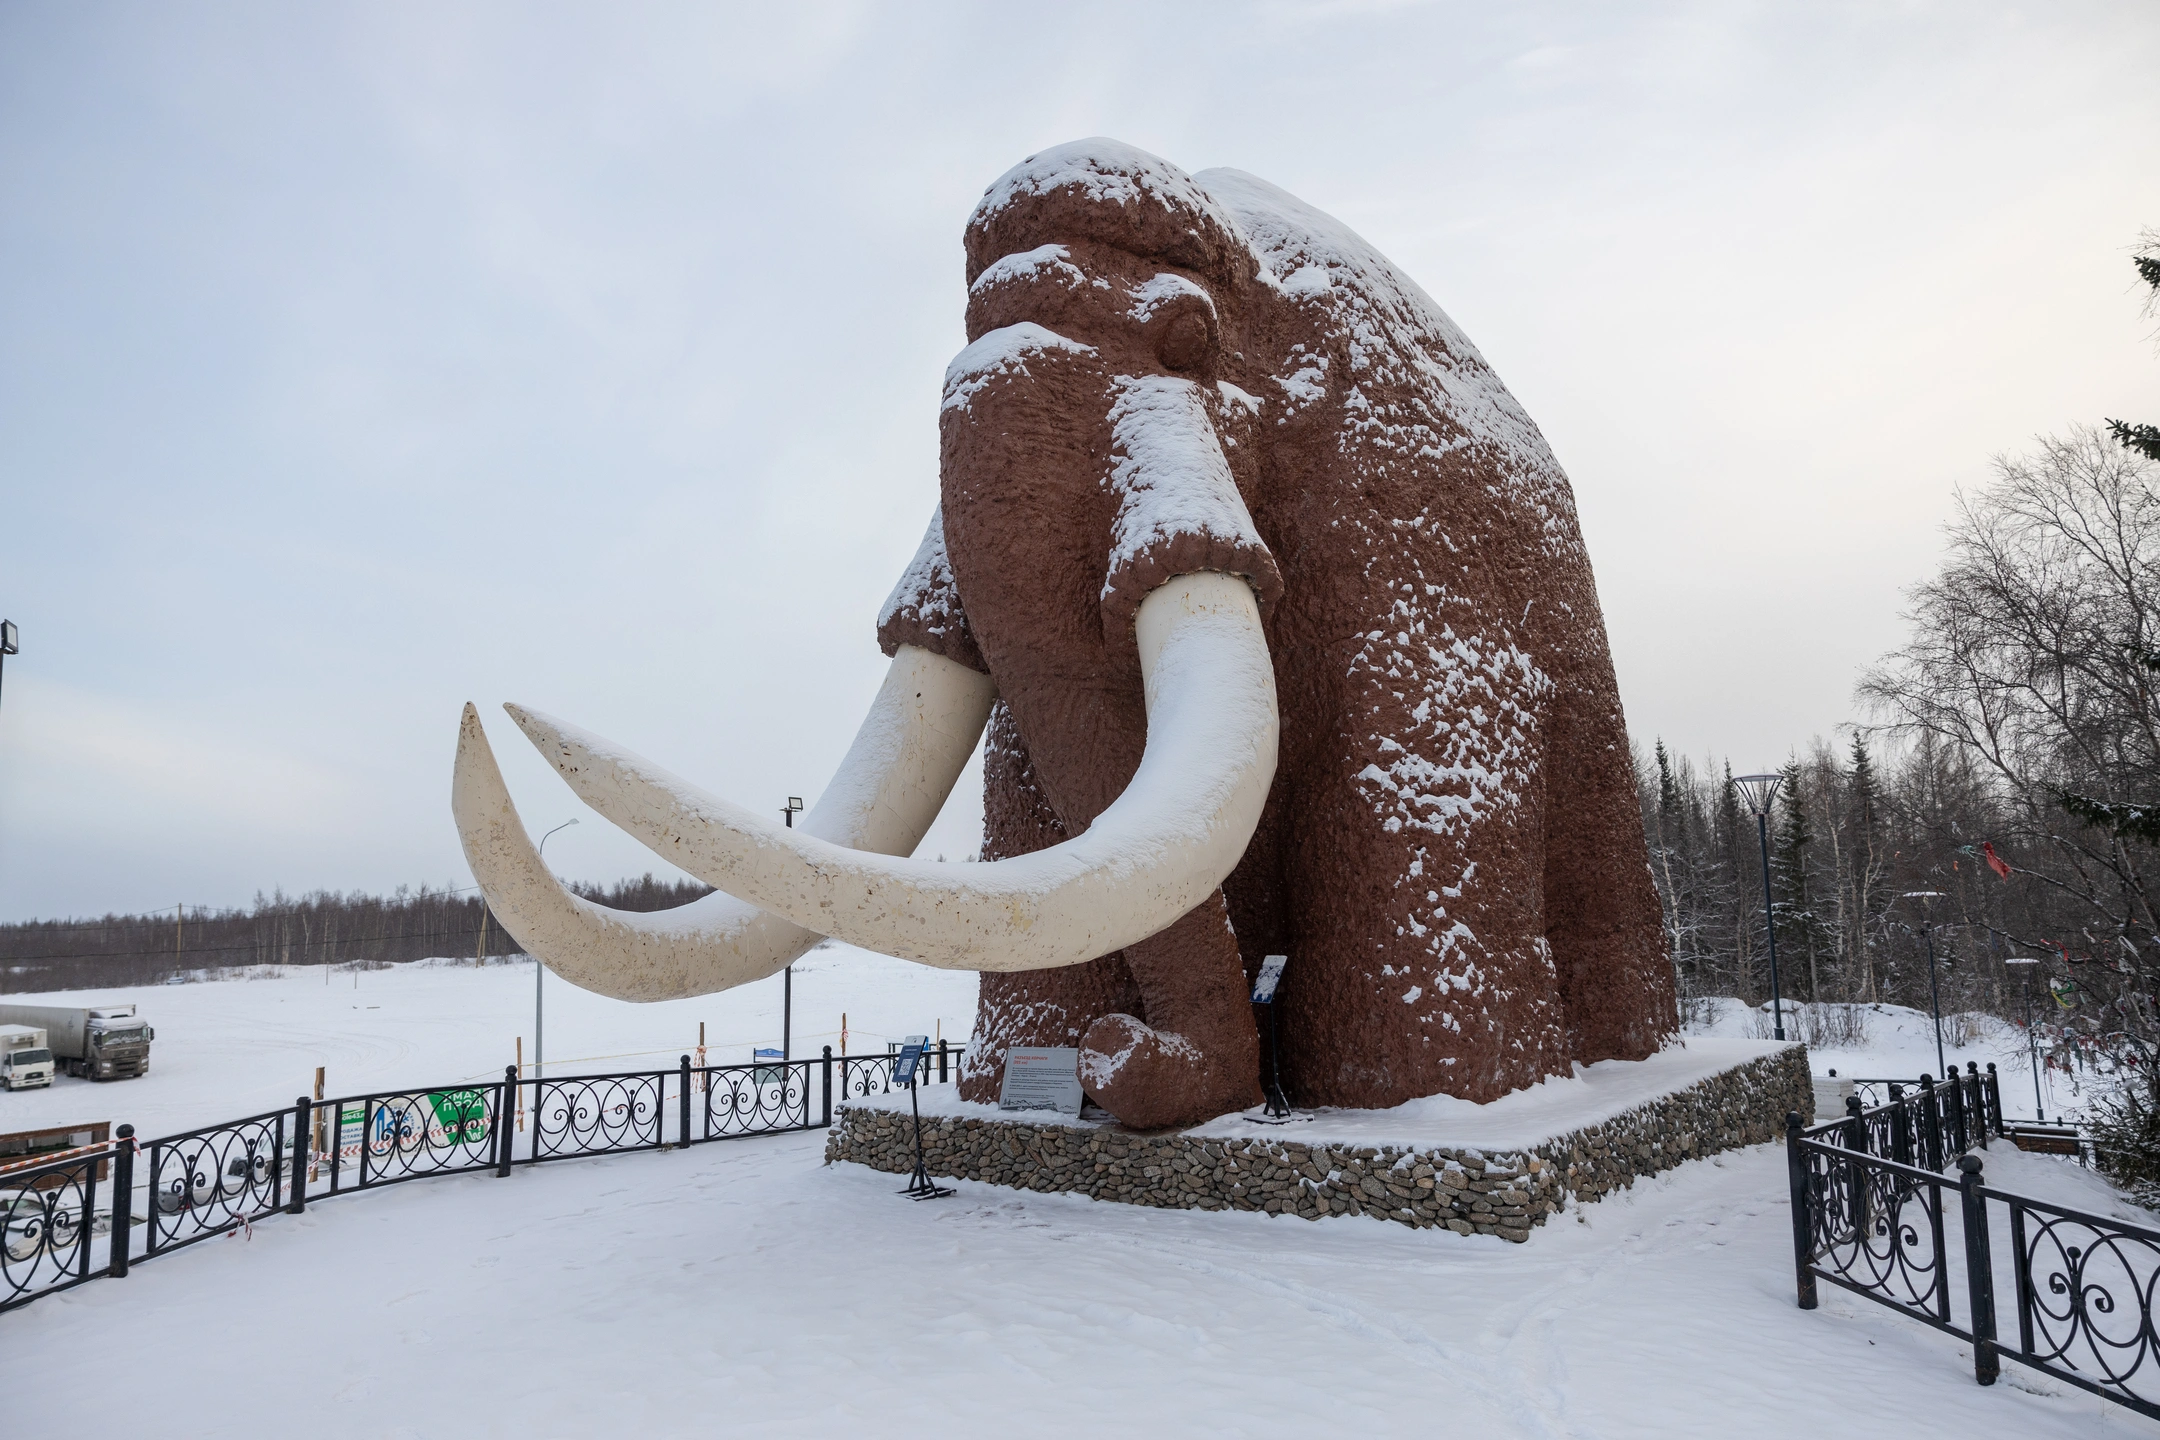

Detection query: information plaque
(997, 1047), (1084, 1114)
(892, 1035), (928, 1088)
(1251, 954), (1288, 1004)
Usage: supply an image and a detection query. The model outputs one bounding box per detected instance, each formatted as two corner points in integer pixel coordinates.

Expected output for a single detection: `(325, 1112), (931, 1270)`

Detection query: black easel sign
(1251, 954), (1291, 1118)
(893, 1033), (952, 1200)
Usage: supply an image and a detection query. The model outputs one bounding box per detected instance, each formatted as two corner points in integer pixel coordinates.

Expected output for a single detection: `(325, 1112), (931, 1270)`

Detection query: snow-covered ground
(0, 943), (978, 1138)
(2, 961), (2150, 1437)
(8, 1122), (2145, 1436)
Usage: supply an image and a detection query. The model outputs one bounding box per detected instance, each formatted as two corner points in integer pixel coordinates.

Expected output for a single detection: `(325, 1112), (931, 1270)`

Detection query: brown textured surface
(924, 141), (1673, 1127)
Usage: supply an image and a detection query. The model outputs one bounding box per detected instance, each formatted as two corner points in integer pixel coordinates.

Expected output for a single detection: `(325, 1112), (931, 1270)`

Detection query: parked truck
(0, 1026), (54, 1090)
(0, 1005), (154, 1080)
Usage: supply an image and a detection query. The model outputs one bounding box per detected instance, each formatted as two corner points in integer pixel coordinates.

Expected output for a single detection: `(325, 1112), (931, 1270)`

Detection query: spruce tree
(1775, 759), (1819, 1002)
(1848, 734), (1883, 1000)
(2105, 230), (2160, 463)
(1720, 760), (1753, 1000)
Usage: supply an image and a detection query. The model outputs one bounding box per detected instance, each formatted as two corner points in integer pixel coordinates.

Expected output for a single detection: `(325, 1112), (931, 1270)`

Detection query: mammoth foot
(1079, 1013), (1262, 1131)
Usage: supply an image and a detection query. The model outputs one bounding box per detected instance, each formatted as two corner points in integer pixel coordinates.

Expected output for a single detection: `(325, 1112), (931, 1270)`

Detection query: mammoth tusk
(509, 571), (1277, 972)
(452, 644), (995, 1001)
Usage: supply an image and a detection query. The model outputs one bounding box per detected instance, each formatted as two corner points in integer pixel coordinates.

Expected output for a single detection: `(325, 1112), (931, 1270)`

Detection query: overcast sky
(1, 2), (2156, 923)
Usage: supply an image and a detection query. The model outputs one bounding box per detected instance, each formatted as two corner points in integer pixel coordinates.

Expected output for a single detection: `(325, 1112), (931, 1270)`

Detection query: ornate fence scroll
(143, 1107), (292, 1256)
(701, 1058), (812, 1139)
(1998, 1187), (2160, 1414)
(1787, 1067), (2160, 1422)
(0, 1149), (106, 1312)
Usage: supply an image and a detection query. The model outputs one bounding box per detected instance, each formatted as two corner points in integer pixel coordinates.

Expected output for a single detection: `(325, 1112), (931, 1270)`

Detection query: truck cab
(78, 1009), (153, 1080)
(0, 1027), (54, 1091)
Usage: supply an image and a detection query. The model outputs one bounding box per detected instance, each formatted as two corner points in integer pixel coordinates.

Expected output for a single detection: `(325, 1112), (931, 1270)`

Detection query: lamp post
(533, 818), (579, 1083)
(2004, 956), (2045, 1122)
(1902, 890), (1949, 1079)
(1733, 773), (1788, 1041)
(781, 797), (802, 1060)
(0, 619), (17, 715)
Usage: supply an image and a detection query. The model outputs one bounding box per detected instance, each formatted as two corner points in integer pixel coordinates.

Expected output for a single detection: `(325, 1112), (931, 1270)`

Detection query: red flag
(1983, 842), (2012, 881)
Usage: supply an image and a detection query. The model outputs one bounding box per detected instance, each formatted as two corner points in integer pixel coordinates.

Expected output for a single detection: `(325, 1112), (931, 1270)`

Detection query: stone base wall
(825, 1045), (1810, 1242)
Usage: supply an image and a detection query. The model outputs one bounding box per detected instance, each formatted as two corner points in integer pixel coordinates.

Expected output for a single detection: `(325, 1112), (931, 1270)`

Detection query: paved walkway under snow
(8, 1131), (2144, 1438)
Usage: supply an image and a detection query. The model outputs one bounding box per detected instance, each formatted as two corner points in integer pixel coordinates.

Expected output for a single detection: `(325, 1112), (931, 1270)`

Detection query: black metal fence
(0, 1041), (965, 1316)
(1786, 1066), (2160, 1420)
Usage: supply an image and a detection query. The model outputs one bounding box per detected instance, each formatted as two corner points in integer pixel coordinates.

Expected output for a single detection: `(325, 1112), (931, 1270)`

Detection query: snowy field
(0, 942), (978, 1138)
(1, 957), (2150, 1438)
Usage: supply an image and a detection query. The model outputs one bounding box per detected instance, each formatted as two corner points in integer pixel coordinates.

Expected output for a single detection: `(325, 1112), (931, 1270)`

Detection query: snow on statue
(453, 139), (1676, 1131)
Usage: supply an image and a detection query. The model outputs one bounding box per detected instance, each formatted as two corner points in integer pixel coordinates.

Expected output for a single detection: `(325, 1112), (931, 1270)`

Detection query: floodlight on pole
(0, 619), (17, 717)
(780, 797), (804, 1058)
(532, 818), (579, 1085)
(1733, 773), (1787, 1042)
(1902, 890), (1950, 1079)
(2004, 957), (2046, 1122)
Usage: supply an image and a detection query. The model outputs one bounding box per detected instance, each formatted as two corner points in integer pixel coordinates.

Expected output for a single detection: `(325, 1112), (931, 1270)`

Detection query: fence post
(1919, 1074), (1944, 1171)
(289, 1097), (310, 1214)
(1984, 1062), (2003, 1135)
(108, 1124), (134, 1279)
(1843, 1095), (1870, 1232)
(1785, 1112), (1818, 1310)
(497, 1066), (515, 1178)
(1957, 1154), (2000, 1385)
(821, 1046), (833, 1128)
(679, 1055), (693, 1149)
(1948, 1070), (1969, 1154)
(938, 1040), (949, 1084)
(1889, 1083), (1913, 1166)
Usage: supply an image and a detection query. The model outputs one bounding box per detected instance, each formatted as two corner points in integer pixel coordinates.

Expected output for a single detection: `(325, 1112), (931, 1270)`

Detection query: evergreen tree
(2106, 230), (2160, 463)
(1774, 758), (1820, 1001)
(1847, 734), (1884, 1000)
(1719, 760), (1755, 1000)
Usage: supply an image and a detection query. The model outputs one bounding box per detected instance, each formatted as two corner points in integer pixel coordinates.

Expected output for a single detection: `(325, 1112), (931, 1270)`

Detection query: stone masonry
(826, 1043), (1810, 1242)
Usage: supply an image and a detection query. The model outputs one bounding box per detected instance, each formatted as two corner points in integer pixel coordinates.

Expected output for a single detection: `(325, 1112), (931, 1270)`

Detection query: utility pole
(782, 797), (802, 1061)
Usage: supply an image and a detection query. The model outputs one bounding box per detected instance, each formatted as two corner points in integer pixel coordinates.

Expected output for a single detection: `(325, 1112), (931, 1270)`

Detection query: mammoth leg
(1543, 657), (1676, 1063)
(957, 702), (1142, 1103)
(1080, 891), (1263, 1129)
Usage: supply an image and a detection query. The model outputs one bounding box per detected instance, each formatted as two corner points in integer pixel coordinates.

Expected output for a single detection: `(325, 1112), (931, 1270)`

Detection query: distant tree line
(0, 875), (710, 994)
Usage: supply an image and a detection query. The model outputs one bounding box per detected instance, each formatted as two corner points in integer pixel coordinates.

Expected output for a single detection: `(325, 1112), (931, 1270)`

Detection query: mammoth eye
(1156, 311), (1211, 373)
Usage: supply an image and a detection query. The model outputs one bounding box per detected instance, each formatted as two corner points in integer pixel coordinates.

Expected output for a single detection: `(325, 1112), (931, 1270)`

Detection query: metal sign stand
(1251, 954), (1291, 1119)
(893, 1036), (952, 1201)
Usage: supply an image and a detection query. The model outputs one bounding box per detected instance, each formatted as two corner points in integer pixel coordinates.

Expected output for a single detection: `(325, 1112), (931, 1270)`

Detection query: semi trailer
(0, 1005), (154, 1080)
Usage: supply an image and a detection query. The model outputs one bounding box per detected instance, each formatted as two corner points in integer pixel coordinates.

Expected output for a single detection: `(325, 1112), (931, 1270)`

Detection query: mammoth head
(452, 142), (1291, 991)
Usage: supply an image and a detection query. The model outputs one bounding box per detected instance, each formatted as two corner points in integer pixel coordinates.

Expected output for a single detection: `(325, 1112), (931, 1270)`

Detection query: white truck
(0, 1026), (53, 1090)
(0, 1004), (154, 1081)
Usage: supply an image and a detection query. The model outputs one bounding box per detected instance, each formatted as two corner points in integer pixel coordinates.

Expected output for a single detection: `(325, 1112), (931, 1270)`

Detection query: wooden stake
(515, 1036), (525, 1131)
(310, 1066), (326, 1180)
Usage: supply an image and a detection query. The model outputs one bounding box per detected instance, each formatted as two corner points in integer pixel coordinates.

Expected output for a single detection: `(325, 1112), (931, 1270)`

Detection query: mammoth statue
(454, 139), (1675, 1132)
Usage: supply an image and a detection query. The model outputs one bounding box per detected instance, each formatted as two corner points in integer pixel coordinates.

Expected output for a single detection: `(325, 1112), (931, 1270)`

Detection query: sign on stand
(892, 1034), (952, 1200)
(998, 1047), (1083, 1115)
(1251, 954), (1292, 1119)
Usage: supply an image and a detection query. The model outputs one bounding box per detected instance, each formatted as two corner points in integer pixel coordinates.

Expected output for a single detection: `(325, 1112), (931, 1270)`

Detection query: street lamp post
(533, 818), (579, 1084)
(2004, 956), (2045, 1122)
(1733, 774), (1788, 1042)
(781, 797), (803, 1061)
(1902, 891), (1949, 1079)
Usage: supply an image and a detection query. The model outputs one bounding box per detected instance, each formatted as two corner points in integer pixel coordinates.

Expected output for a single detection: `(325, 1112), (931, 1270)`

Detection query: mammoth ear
(1099, 375), (1283, 643)
(877, 505), (988, 676)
